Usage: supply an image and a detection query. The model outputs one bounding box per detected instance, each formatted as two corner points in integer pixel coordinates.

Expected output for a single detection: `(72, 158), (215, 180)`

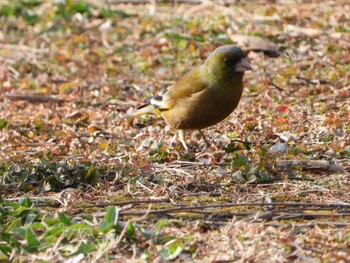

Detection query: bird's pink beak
(234, 58), (252, 72)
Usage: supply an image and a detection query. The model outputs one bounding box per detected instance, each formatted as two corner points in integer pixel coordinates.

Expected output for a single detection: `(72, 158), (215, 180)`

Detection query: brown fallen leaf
(227, 29), (281, 57)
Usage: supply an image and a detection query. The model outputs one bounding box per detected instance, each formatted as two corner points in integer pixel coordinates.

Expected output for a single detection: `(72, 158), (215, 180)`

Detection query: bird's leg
(178, 130), (188, 151)
(198, 130), (211, 149)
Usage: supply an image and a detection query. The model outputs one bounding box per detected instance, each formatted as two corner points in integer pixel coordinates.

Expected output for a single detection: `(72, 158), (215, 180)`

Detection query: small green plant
(0, 198), (197, 261)
(2, 160), (104, 192)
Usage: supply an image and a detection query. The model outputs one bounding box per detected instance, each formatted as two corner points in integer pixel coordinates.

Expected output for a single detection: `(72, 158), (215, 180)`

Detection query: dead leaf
(284, 24), (343, 38)
(227, 29), (281, 57)
(66, 111), (83, 119)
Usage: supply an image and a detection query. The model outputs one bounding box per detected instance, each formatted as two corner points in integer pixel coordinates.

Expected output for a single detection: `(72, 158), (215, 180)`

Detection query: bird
(122, 45), (252, 150)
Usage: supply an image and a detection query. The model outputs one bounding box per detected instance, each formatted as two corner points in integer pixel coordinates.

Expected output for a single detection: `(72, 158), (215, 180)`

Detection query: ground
(0, 0), (349, 262)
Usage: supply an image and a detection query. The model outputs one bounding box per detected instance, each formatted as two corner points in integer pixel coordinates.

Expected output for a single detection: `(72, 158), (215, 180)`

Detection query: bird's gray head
(205, 45), (252, 75)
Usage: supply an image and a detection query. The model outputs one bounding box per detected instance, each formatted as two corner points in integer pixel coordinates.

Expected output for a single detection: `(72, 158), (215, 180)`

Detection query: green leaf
(68, 223), (91, 230)
(19, 197), (33, 208)
(43, 226), (64, 238)
(126, 222), (135, 240)
(0, 118), (7, 129)
(6, 218), (22, 232)
(58, 213), (72, 226)
(224, 143), (240, 153)
(72, 2), (90, 14)
(104, 206), (119, 225)
(65, 223), (92, 239)
(42, 216), (59, 227)
(86, 166), (98, 184)
(0, 233), (12, 243)
(30, 222), (45, 230)
(25, 213), (38, 224)
(155, 219), (168, 234)
(98, 7), (131, 19)
(244, 142), (251, 150)
(0, 5), (20, 16)
(79, 213), (94, 222)
(0, 244), (11, 258)
(158, 240), (184, 260)
(26, 227), (40, 250)
(77, 242), (96, 255)
(19, 0), (42, 8)
(22, 11), (39, 25)
(156, 235), (175, 244)
(11, 206), (32, 218)
(98, 221), (113, 234)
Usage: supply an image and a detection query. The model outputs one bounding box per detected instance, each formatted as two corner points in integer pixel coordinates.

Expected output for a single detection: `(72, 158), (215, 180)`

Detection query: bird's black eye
(224, 57), (240, 67)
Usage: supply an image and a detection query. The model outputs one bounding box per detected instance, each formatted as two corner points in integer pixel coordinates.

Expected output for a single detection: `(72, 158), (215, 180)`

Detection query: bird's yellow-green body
(122, 45), (252, 150)
(160, 68), (244, 130)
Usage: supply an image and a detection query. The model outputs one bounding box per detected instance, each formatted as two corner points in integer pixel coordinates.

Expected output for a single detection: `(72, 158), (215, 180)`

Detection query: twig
(67, 134), (135, 140)
(265, 221), (350, 228)
(270, 83), (284, 91)
(276, 160), (348, 174)
(274, 213), (350, 220)
(296, 76), (332, 85)
(299, 246), (323, 254)
(81, 201), (350, 210)
(82, 197), (170, 208)
(119, 210), (253, 216)
(0, 44), (50, 53)
(100, 0), (237, 5)
(183, 192), (222, 197)
(230, 139), (251, 144)
(118, 209), (350, 219)
(17, 130), (39, 143)
(273, 207), (335, 213)
(5, 93), (64, 103)
(111, 202), (350, 216)
(240, 211), (274, 222)
(118, 209), (350, 221)
(4, 142), (56, 148)
(10, 198), (350, 218)
(160, 161), (230, 167)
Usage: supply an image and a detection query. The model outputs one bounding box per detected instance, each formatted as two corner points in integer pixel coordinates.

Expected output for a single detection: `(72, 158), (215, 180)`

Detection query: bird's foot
(198, 130), (211, 151)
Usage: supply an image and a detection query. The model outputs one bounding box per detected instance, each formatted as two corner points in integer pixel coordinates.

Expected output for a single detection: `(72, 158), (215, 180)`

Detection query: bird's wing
(146, 67), (207, 110)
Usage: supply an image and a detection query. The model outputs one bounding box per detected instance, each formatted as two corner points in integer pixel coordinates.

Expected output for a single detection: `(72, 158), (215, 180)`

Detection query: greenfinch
(123, 45), (252, 150)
